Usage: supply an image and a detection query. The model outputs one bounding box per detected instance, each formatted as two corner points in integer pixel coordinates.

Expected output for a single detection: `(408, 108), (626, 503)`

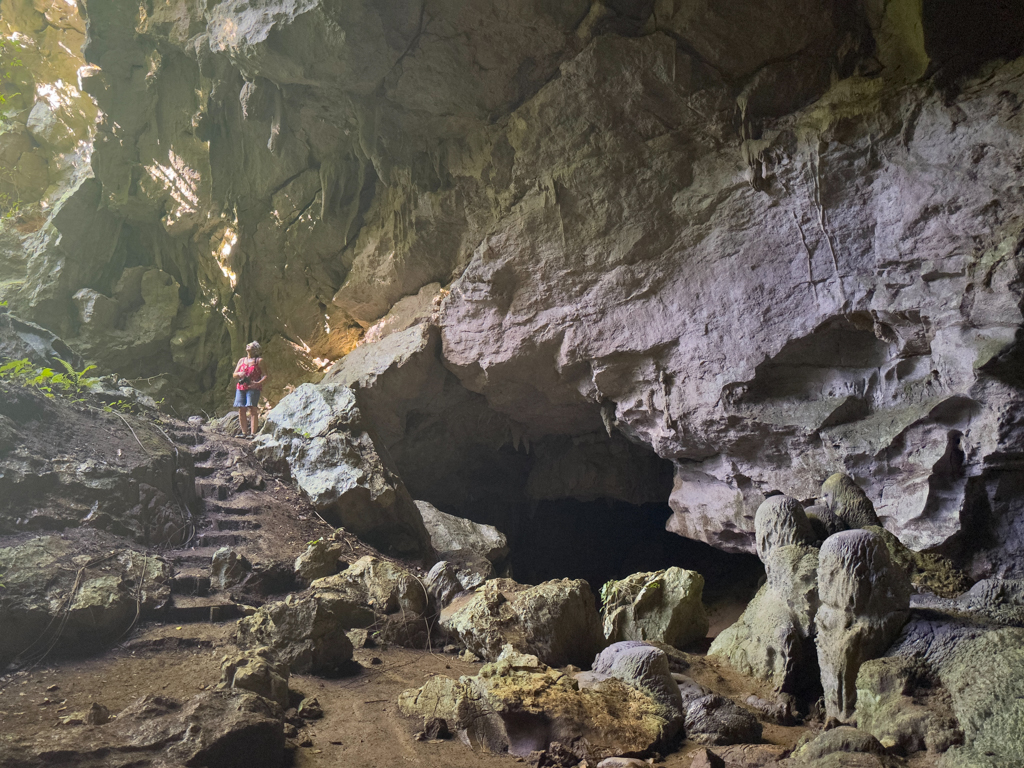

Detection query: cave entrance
(510, 498), (764, 637)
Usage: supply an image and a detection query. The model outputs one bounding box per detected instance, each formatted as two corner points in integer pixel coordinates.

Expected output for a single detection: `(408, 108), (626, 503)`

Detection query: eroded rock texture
(816, 530), (911, 724)
(1, 1), (1023, 572)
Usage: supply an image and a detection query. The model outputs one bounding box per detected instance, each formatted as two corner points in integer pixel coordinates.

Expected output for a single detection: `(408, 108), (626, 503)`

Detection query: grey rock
(788, 726), (886, 762)
(754, 495), (817, 561)
(424, 560), (465, 609)
(821, 474), (882, 530)
(6, 690), (284, 768)
(709, 543), (820, 696)
(297, 696), (323, 720)
(253, 384), (433, 559)
(600, 567), (709, 649)
(683, 693), (763, 746)
(855, 657), (962, 755)
(933, 628), (1024, 768)
(816, 530), (911, 723)
(578, 641), (683, 738)
(235, 592), (357, 674)
(0, 312), (80, 368)
(312, 555), (430, 646)
(415, 500), (508, 588)
(218, 646), (290, 708)
(211, 547), (252, 590)
(293, 533), (345, 583)
(440, 578), (606, 667)
(597, 758), (654, 768)
(0, 533), (172, 668)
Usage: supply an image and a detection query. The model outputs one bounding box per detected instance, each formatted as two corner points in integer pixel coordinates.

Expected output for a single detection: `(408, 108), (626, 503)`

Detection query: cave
(3, 0), (1024, 765)
(510, 497), (764, 615)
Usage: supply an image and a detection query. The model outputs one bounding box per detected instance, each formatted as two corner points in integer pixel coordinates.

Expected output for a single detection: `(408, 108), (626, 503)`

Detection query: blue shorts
(234, 389), (261, 408)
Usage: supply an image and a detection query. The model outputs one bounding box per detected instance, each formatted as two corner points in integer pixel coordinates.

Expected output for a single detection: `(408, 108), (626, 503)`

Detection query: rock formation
(253, 383), (433, 559)
(0, 0), (1021, 578)
(816, 529), (911, 724)
(600, 567), (709, 649)
(708, 496), (820, 697)
(820, 473), (882, 531)
(399, 646), (677, 761)
(440, 578), (606, 668)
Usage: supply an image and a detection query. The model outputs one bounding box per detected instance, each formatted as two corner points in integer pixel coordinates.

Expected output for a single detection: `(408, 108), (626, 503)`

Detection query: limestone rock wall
(1, 0), (1023, 572)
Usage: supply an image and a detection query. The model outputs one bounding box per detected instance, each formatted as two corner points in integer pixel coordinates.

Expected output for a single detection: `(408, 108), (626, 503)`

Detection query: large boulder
(218, 647), (291, 708)
(441, 578), (606, 667)
(416, 500), (509, 589)
(816, 530), (911, 723)
(293, 531), (346, 583)
(399, 646), (675, 761)
(854, 657), (962, 755)
(3, 690), (284, 768)
(575, 641), (685, 742)
(0, 379), (194, 545)
(867, 582), (1024, 766)
(235, 590), (359, 674)
(600, 567), (709, 649)
(0, 532), (172, 668)
(683, 694), (763, 747)
(936, 628), (1024, 768)
(312, 555), (431, 646)
(253, 383), (433, 559)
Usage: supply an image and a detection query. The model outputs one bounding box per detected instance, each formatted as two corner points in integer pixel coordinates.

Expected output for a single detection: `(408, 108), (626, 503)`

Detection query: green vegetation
(0, 357), (100, 403)
(0, 37), (24, 110)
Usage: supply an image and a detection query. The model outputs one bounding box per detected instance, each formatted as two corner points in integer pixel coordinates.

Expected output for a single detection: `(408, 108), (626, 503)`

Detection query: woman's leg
(248, 391), (260, 434)
(237, 406), (248, 434)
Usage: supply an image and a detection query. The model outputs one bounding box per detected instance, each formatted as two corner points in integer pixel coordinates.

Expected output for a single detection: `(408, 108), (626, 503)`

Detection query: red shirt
(237, 357), (264, 391)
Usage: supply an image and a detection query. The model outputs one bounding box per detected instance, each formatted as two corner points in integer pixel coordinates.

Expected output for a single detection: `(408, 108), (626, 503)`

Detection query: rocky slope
(1, 1), (1023, 572)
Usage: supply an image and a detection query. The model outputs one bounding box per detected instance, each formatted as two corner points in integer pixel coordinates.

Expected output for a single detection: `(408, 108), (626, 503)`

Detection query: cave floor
(0, 619), (818, 768)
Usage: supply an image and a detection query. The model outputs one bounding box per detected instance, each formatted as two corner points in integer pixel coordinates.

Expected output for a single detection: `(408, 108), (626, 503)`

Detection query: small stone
(297, 697), (323, 720)
(299, 737), (314, 748)
(283, 723), (298, 738)
(85, 702), (110, 726)
(346, 628), (374, 649)
(459, 650), (481, 663)
(443, 644), (459, 654)
(370, 657), (383, 666)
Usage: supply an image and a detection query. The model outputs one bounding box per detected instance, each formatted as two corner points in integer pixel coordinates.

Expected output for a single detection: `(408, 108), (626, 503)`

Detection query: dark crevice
(511, 498), (763, 608)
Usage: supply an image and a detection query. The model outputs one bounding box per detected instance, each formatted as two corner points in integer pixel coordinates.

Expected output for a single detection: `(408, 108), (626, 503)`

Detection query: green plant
(103, 398), (135, 414)
(52, 358), (99, 400)
(0, 357), (100, 403)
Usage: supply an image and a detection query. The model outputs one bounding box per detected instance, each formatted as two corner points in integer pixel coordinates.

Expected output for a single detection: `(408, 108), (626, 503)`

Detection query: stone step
(195, 478), (229, 501)
(194, 531), (245, 548)
(170, 569), (211, 596)
(212, 517), (261, 532)
(167, 595), (239, 623)
(189, 446), (213, 462)
(203, 500), (259, 516)
(164, 546), (222, 567)
(194, 464), (219, 478)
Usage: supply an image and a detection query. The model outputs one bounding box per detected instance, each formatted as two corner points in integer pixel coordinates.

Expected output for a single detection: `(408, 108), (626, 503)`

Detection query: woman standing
(233, 341), (267, 437)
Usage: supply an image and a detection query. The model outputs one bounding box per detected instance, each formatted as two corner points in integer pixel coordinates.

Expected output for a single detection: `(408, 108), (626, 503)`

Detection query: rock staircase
(153, 421), (328, 625)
